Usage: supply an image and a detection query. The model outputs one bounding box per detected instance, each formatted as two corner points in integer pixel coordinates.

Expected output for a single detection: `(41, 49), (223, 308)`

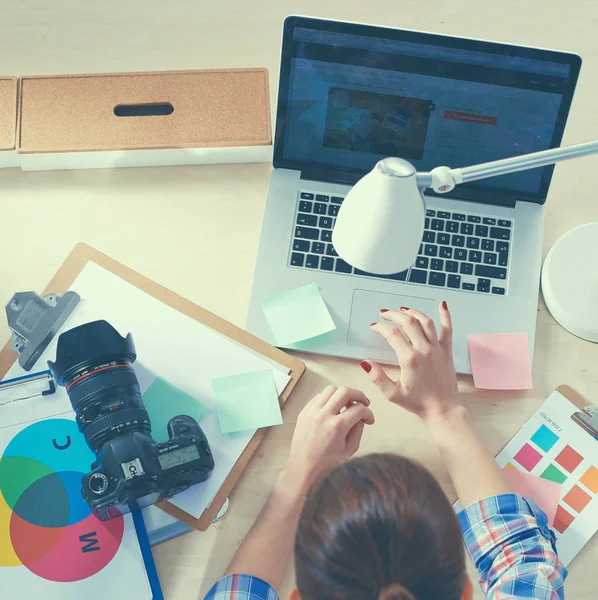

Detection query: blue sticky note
(531, 424), (559, 453)
(212, 370), (282, 434)
(142, 377), (207, 443)
(260, 283), (335, 345)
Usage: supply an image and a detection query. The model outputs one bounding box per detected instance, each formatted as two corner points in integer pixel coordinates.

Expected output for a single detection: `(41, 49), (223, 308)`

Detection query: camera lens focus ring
(68, 366), (139, 411)
(83, 407), (151, 451)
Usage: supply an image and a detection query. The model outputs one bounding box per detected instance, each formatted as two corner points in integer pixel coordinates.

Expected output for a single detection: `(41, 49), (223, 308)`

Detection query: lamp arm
(415, 140), (598, 193)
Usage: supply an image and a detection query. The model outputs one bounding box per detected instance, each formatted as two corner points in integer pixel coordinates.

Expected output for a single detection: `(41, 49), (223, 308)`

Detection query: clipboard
(485, 384), (598, 566)
(0, 242), (305, 531)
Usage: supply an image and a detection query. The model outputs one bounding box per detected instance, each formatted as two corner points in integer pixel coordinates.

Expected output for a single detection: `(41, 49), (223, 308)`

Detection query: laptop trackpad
(348, 289), (438, 350)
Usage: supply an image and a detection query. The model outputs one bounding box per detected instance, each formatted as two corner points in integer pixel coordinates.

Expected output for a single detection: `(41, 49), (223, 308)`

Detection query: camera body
(83, 415), (214, 521)
(48, 320), (215, 521)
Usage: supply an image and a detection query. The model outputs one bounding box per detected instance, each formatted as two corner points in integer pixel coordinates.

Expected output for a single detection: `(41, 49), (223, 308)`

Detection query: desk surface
(1, 2), (598, 598)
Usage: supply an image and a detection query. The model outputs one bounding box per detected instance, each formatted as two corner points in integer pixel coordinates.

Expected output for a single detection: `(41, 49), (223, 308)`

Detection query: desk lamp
(332, 140), (598, 342)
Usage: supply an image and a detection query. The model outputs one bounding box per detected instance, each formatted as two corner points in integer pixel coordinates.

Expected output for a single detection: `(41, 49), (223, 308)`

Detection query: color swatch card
(492, 390), (598, 566)
(0, 414), (154, 599)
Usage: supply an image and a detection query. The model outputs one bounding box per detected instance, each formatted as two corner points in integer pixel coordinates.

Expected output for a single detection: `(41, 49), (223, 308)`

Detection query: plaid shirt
(204, 493), (566, 600)
(459, 494), (567, 599)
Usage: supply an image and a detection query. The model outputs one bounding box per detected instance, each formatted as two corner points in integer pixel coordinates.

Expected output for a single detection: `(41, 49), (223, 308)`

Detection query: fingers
(438, 301), (453, 350)
(382, 308), (438, 345)
(377, 309), (429, 350)
(326, 386), (370, 414)
(338, 402), (375, 430)
(361, 359), (401, 401)
(370, 321), (411, 359)
(311, 385), (337, 410)
(345, 420), (365, 456)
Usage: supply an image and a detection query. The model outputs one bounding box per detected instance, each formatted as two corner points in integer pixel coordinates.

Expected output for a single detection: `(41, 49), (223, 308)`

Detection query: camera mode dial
(88, 472), (109, 495)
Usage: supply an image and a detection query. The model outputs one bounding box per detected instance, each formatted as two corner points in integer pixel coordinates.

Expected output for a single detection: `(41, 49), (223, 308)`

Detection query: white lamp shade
(332, 160), (426, 274)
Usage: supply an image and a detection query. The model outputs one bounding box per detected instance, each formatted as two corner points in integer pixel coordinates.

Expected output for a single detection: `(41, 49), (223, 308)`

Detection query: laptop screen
(274, 17), (582, 205)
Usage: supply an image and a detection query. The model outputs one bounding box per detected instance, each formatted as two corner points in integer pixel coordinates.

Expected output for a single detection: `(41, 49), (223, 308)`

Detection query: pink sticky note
(468, 333), (533, 390)
(503, 468), (562, 526)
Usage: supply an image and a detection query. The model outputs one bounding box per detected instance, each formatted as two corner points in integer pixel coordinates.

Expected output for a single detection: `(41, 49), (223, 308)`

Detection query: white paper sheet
(1, 261), (291, 519)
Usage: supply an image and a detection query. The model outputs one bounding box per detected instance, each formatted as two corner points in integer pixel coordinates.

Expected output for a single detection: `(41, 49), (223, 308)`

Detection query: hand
(283, 386), (375, 491)
(362, 302), (458, 422)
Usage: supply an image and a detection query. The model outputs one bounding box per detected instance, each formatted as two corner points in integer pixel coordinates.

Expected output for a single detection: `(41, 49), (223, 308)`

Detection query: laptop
(246, 16), (581, 374)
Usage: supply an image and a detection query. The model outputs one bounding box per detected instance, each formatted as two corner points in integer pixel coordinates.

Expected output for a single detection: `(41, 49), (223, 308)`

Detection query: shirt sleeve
(204, 574), (280, 600)
(458, 494), (567, 600)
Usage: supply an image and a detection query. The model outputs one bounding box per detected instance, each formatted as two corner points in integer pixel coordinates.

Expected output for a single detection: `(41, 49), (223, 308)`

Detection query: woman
(205, 303), (566, 599)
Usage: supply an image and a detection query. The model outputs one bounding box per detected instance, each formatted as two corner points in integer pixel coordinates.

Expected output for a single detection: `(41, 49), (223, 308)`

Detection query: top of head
(378, 582), (416, 600)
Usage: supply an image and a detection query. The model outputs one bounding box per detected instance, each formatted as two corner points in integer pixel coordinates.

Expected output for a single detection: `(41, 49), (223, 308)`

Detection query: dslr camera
(48, 320), (215, 521)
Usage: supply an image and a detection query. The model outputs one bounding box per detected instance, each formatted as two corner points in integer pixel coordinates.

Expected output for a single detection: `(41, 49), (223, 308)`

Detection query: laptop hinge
(422, 188), (518, 209)
(300, 167), (361, 186)
(301, 167), (521, 208)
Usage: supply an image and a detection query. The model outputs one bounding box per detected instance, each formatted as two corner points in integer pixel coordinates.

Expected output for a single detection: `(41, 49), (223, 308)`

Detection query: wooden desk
(1, 2), (598, 598)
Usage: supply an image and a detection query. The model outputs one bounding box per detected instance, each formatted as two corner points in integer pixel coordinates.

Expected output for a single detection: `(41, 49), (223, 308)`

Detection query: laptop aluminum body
(247, 16), (581, 374)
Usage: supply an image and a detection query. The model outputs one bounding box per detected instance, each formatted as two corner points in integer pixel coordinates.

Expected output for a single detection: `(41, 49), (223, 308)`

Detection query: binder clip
(572, 408), (598, 442)
(0, 370), (56, 407)
(5, 291), (80, 371)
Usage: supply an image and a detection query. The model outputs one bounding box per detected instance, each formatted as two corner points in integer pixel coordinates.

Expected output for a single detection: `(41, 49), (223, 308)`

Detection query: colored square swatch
(467, 332), (533, 390)
(504, 463), (517, 470)
(514, 444), (543, 472)
(531, 425), (559, 453)
(541, 464), (568, 485)
(553, 505), (575, 534)
(555, 446), (583, 474)
(580, 466), (598, 494)
(563, 485), (592, 513)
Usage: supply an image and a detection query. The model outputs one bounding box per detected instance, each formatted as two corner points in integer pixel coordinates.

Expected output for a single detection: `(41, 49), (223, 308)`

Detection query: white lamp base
(541, 223), (598, 342)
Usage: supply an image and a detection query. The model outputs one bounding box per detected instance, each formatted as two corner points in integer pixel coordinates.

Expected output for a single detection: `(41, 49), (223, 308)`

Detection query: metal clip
(5, 291), (80, 371)
(0, 370), (56, 407)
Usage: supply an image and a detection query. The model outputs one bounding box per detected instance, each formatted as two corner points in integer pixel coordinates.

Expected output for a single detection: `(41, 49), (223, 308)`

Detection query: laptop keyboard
(290, 191), (512, 295)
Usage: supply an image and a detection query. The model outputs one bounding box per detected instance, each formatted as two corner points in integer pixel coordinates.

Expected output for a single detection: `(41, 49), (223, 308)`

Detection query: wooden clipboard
(0, 243), (305, 530)
(491, 385), (596, 460)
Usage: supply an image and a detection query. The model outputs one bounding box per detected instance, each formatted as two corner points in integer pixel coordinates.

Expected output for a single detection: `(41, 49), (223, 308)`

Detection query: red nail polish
(360, 361), (372, 373)
(370, 322), (377, 327)
(400, 306), (409, 311)
(380, 308), (388, 313)
(441, 300), (447, 309)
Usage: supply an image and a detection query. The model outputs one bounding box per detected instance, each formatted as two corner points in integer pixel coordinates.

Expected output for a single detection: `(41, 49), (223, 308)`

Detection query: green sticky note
(142, 377), (207, 443)
(541, 464), (568, 485)
(212, 370), (282, 434)
(260, 283), (336, 345)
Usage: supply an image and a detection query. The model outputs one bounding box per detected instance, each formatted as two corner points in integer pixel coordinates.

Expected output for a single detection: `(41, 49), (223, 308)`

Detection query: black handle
(113, 102), (174, 117)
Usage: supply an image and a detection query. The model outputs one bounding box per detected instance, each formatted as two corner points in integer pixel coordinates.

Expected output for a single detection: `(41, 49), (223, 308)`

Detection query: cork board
(18, 69), (271, 153)
(0, 243), (305, 530)
(0, 77), (17, 151)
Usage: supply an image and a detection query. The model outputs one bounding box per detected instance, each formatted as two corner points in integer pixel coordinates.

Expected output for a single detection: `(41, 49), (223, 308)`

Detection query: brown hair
(294, 454), (466, 600)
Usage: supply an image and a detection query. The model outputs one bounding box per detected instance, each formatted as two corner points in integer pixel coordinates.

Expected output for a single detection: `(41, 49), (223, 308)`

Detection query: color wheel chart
(0, 416), (124, 583)
(495, 390), (598, 566)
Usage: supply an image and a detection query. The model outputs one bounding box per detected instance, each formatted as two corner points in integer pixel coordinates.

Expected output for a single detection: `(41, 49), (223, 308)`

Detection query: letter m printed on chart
(79, 531), (101, 553)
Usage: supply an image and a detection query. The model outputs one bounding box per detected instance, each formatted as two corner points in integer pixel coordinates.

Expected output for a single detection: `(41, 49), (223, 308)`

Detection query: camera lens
(48, 320), (151, 453)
